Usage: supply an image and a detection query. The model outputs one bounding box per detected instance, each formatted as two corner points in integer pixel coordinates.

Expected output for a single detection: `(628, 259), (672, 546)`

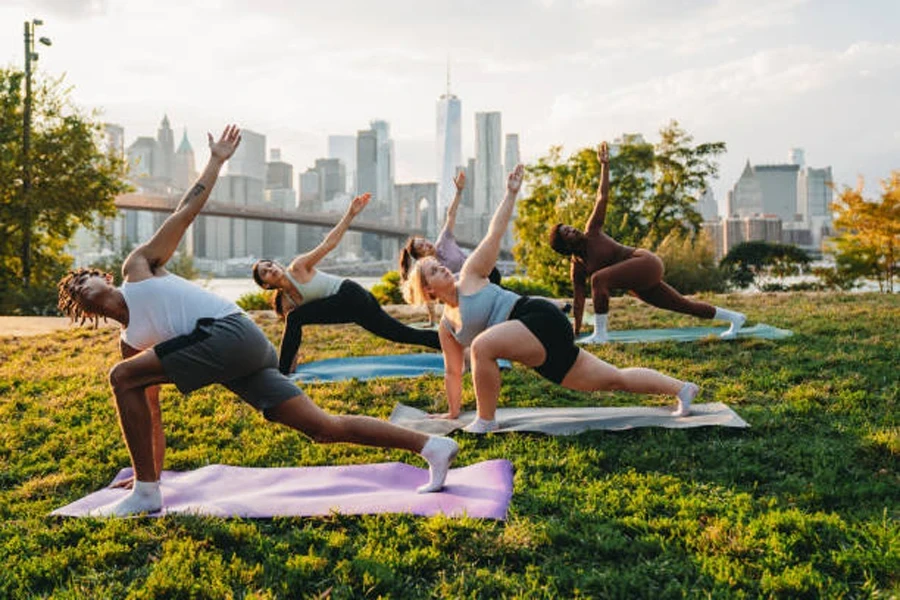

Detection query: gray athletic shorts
(154, 312), (300, 414)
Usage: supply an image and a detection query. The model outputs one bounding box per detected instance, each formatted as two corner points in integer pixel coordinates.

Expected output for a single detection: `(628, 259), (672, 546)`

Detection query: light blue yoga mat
(577, 323), (792, 345)
(291, 353), (512, 383)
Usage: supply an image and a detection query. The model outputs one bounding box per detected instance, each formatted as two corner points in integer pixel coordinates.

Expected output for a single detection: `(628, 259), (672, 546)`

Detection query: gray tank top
(443, 283), (520, 347)
(285, 270), (344, 304)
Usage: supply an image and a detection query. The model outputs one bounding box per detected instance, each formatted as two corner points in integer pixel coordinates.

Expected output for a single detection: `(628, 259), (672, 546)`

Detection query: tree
(654, 229), (728, 294)
(720, 241), (811, 290)
(828, 173), (900, 293)
(0, 68), (129, 313)
(513, 122), (724, 294)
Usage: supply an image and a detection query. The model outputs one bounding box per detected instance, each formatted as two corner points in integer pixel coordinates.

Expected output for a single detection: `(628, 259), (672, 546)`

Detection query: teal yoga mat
(291, 353), (512, 383)
(577, 323), (792, 344)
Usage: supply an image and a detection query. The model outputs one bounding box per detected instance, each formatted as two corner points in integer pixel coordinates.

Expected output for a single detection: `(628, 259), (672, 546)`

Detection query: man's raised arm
(136, 125), (242, 269)
(585, 141), (610, 234)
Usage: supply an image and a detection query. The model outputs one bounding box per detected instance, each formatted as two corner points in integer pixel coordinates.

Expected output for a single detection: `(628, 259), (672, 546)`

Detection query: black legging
(278, 279), (440, 374)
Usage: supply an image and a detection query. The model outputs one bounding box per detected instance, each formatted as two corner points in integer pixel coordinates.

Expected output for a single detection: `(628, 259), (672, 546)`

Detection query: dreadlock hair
(57, 267), (113, 327)
(548, 223), (585, 256)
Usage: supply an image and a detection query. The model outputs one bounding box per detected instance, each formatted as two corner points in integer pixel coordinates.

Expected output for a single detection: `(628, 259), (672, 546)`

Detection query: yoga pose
(57, 126), (457, 516)
(549, 142), (745, 344)
(399, 171), (501, 325)
(252, 194), (440, 375)
(403, 164), (699, 433)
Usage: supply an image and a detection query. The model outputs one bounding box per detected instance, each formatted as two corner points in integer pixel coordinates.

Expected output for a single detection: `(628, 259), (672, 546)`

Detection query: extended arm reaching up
(585, 141), (610, 234)
(290, 193), (371, 272)
(460, 165), (524, 281)
(437, 170), (465, 242)
(125, 125), (241, 274)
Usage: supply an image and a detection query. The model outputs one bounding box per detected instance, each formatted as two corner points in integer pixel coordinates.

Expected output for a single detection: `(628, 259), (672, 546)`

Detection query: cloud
(30, 0), (108, 19)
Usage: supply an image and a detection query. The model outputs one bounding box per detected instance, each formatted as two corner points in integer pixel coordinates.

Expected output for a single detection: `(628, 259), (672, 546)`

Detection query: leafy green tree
(513, 121), (724, 294)
(828, 172), (900, 292)
(0, 68), (129, 313)
(654, 229), (728, 294)
(721, 241), (811, 290)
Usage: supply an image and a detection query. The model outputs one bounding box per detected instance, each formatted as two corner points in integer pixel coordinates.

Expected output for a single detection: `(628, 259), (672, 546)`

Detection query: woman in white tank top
(403, 164), (700, 434)
(252, 193), (440, 375)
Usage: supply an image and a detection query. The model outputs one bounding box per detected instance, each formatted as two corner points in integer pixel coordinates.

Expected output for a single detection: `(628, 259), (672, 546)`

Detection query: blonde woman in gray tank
(403, 164), (700, 434)
(252, 193), (440, 375)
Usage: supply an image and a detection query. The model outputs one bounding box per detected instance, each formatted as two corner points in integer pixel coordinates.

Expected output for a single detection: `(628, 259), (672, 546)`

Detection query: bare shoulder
(122, 245), (156, 283)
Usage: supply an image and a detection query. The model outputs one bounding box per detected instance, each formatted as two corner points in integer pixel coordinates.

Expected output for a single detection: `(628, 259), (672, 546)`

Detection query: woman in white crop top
(403, 164), (700, 434)
(55, 126), (459, 516)
(252, 193), (440, 375)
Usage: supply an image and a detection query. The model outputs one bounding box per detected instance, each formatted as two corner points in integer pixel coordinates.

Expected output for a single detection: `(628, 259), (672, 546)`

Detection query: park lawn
(0, 292), (897, 599)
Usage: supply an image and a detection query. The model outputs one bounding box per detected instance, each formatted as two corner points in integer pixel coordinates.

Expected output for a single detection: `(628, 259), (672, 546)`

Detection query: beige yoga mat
(389, 402), (749, 436)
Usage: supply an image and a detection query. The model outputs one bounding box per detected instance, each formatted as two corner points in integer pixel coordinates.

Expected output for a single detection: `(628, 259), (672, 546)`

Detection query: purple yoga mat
(51, 460), (514, 520)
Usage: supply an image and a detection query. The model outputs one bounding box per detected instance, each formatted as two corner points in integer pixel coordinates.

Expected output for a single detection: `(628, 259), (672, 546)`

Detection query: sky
(2, 0), (899, 213)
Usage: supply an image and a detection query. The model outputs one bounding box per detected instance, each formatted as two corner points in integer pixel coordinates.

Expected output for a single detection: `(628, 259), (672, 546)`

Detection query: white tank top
(285, 270), (345, 304)
(120, 273), (242, 350)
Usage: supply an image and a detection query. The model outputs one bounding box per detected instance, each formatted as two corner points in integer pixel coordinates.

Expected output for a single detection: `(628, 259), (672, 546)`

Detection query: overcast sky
(2, 0), (899, 211)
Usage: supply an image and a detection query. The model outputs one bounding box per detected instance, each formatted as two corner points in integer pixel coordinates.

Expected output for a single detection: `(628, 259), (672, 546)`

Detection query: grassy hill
(0, 292), (897, 598)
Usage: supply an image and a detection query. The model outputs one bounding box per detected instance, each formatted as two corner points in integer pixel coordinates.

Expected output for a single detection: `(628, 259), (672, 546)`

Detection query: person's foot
(578, 332), (609, 345)
(462, 416), (499, 434)
(720, 313), (746, 339)
(417, 436), (459, 493)
(673, 382), (699, 417)
(89, 481), (162, 516)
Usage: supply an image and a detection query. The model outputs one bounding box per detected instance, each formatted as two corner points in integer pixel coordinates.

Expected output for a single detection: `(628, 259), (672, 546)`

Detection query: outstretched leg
(560, 349), (698, 416)
(264, 391), (458, 493)
(341, 280), (441, 349)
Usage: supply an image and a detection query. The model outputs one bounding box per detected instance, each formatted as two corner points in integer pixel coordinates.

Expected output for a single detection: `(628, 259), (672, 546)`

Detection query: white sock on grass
(580, 313), (609, 344)
(90, 480), (162, 517)
(714, 307), (746, 339)
(462, 416), (499, 434)
(417, 436), (459, 494)
(673, 382), (699, 417)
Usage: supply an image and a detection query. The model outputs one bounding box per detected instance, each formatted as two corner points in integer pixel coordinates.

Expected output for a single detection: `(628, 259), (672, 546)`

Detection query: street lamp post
(21, 18), (51, 287)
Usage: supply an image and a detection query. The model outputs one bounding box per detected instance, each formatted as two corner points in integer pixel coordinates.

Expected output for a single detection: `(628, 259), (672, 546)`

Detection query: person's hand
(110, 476), (134, 490)
(208, 124), (242, 162)
(507, 164), (524, 194)
(453, 170), (466, 191)
(597, 141), (609, 165)
(348, 192), (372, 217)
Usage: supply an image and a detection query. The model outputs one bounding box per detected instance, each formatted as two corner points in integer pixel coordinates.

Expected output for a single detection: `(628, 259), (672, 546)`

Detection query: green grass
(1, 293), (897, 598)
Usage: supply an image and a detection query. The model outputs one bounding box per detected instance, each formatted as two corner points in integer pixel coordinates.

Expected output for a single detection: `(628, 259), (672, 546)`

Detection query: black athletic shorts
(508, 297), (580, 384)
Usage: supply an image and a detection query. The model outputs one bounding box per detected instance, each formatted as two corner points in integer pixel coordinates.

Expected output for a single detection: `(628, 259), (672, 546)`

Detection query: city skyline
(2, 0), (898, 214)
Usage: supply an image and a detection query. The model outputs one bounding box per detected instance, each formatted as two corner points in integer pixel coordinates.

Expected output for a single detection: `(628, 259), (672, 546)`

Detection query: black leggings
(278, 280), (440, 374)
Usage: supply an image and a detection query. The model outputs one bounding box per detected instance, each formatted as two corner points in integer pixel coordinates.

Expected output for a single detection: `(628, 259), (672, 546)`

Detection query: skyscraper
(730, 160), (764, 217)
(156, 115), (175, 182)
(356, 128), (378, 200)
(173, 129), (196, 192)
(227, 129), (266, 183)
(474, 112), (503, 237)
(754, 164), (800, 222)
(504, 133), (520, 174)
(328, 135), (357, 194)
(370, 120), (395, 218)
(436, 82), (462, 218)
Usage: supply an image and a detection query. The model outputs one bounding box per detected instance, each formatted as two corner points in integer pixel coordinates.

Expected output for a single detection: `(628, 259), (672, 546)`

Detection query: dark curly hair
(57, 267), (113, 327)
(548, 223), (580, 256)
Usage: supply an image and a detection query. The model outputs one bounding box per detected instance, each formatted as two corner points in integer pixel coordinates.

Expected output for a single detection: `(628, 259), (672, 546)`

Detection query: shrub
(654, 229), (729, 294)
(236, 290), (274, 311)
(501, 276), (555, 297)
(371, 271), (404, 305)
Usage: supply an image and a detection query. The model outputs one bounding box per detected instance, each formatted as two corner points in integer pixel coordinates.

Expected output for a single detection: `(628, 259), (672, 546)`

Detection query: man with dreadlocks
(58, 125), (459, 516)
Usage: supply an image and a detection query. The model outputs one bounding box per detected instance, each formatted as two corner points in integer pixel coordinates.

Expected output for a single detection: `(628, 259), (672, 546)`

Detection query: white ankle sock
(417, 436), (459, 493)
(674, 382), (699, 417)
(91, 479), (162, 517)
(462, 417), (499, 434)
(714, 307), (746, 338)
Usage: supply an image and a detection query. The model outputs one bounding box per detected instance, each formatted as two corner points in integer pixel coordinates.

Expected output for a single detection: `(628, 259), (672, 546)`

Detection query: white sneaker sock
(90, 480), (162, 517)
(579, 314), (609, 344)
(417, 436), (459, 493)
(462, 417), (499, 434)
(715, 307), (746, 339)
(673, 382), (699, 417)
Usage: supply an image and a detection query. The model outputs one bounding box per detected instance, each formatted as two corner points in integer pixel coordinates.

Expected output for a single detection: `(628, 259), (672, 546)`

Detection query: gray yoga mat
(577, 323), (792, 344)
(389, 402), (749, 436)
